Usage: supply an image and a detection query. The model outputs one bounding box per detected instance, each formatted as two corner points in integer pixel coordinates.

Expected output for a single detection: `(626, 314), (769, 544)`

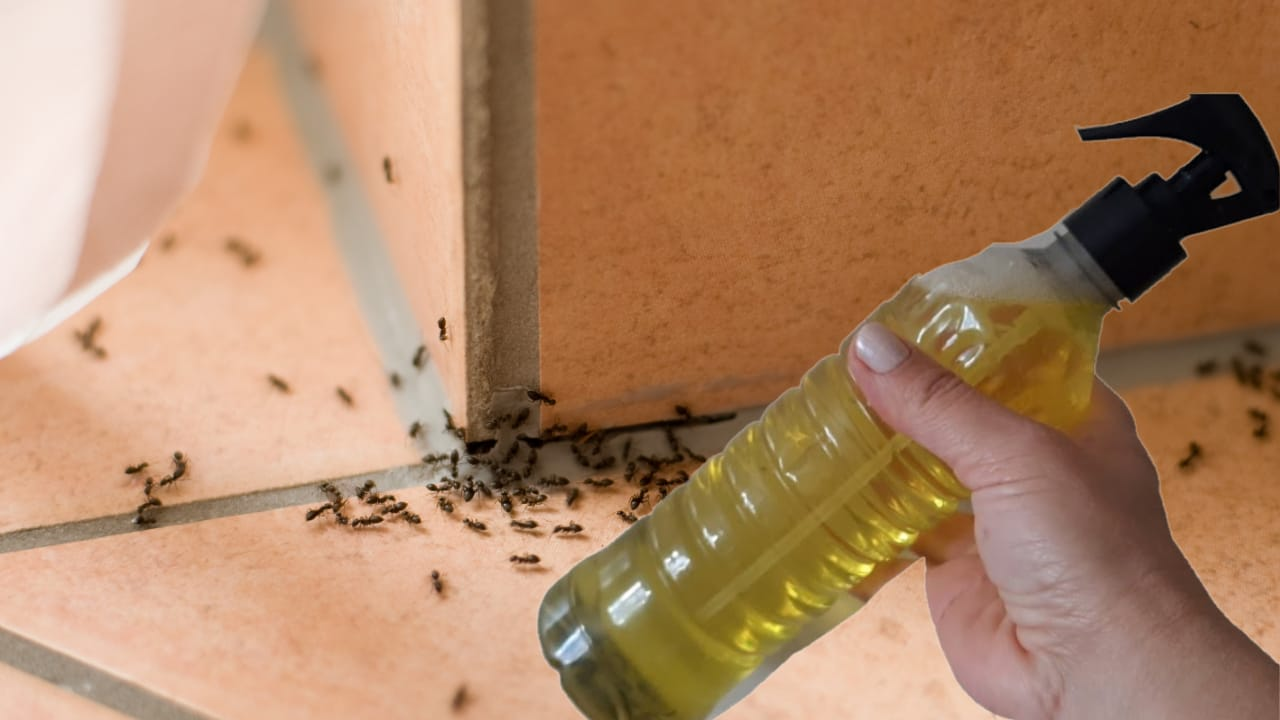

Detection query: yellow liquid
(539, 281), (1108, 719)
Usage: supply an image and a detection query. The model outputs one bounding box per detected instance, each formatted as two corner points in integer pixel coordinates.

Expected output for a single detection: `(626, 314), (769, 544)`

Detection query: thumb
(846, 322), (1066, 491)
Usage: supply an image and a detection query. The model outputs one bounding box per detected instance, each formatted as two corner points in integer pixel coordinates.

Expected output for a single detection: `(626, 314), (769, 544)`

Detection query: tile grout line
(259, 1), (452, 448)
(4, 321), (1275, 557)
(0, 626), (212, 720)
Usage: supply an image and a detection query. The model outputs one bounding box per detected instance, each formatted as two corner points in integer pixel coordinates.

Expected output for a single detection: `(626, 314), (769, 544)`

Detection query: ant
(526, 389), (556, 406)
(267, 374), (291, 394)
(553, 522), (583, 535)
(1177, 441), (1202, 470)
(73, 316), (107, 359)
(511, 519), (538, 530)
(463, 518), (487, 532)
(451, 684), (468, 712)
(438, 497), (455, 514)
(520, 493), (547, 507)
(409, 421), (423, 439)
(1194, 359), (1218, 376)
(412, 345), (427, 370)
(431, 570), (444, 595)
(499, 492), (514, 513)
(402, 512), (422, 525)
(389, 372), (402, 389)
(158, 451), (188, 487)
(510, 554), (541, 565)
(336, 387), (354, 407)
(224, 237), (261, 267)
(124, 462), (149, 475)
(630, 489), (649, 510)
(621, 439), (633, 461)
(566, 487), (580, 508)
(305, 503), (334, 521)
(438, 317), (448, 341)
(1244, 339), (1267, 357)
(443, 410), (465, 441)
(351, 515), (384, 528)
(584, 478), (613, 489)
(616, 510), (638, 524)
(382, 156), (395, 184)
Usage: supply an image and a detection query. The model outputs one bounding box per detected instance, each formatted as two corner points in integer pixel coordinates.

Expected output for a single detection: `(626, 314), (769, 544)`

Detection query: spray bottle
(538, 94), (1280, 720)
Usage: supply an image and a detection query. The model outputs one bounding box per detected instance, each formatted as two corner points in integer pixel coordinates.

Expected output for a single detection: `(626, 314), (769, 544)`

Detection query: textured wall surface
(536, 0), (1280, 426)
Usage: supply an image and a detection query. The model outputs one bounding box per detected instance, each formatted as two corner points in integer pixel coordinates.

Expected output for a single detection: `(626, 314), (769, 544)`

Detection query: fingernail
(854, 323), (909, 374)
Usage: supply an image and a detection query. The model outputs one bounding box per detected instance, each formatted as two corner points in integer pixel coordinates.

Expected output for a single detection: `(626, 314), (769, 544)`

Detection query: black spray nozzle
(1064, 94), (1280, 300)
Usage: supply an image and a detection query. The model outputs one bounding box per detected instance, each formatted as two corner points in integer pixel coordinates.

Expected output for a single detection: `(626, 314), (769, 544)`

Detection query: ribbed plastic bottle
(538, 94), (1280, 720)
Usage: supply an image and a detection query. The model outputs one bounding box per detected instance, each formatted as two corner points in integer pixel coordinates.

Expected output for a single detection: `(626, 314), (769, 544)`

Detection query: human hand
(847, 322), (1278, 720)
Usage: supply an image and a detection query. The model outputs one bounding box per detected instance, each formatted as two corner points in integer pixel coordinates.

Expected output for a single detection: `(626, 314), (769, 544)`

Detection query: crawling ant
(412, 345), (427, 370)
(538, 475), (569, 487)
(1194, 360), (1218, 376)
(521, 493), (547, 507)
(402, 512), (422, 525)
(511, 519), (538, 530)
(553, 522), (583, 535)
(674, 404), (693, 420)
(1244, 339), (1267, 357)
(267, 374), (291, 394)
(336, 387), (354, 407)
(159, 452), (188, 487)
(451, 684), (468, 712)
(665, 428), (682, 455)
(355, 480), (377, 500)
(389, 372), (402, 389)
(476, 481), (493, 499)
(381, 501), (409, 514)
(438, 317), (448, 341)
(423, 453), (450, 465)
(382, 156), (395, 184)
(352, 515), (384, 528)
(73, 316), (107, 359)
(510, 554), (541, 565)
(621, 439), (633, 460)
(462, 518), (487, 532)
(409, 421), (423, 438)
(443, 410), (465, 441)
(438, 497), (455, 514)
(499, 492), (514, 513)
(1177, 441), (1203, 470)
(449, 450), (460, 477)
(526, 389), (556, 406)
(566, 487), (580, 508)
(629, 489), (649, 510)
(224, 237), (261, 267)
(584, 478), (613, 489)
(305, 503), (334, 521)
(462, 483), (476, 502)
(616, 510), (637, 524)
(124, 462), (149, 475)
(431, 570), (444, 595)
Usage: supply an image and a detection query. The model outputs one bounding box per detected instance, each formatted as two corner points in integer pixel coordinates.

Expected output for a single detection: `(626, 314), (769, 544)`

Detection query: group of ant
(1179, 338), (1275, 471)
(126, 452), (189, 526)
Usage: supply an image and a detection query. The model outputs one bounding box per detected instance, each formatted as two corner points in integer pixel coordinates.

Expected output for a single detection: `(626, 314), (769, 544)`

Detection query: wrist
(1059, 572), (1277, 720)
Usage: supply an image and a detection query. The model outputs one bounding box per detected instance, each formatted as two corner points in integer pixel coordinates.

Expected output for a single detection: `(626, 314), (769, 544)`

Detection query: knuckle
(914, 368), (971, 416)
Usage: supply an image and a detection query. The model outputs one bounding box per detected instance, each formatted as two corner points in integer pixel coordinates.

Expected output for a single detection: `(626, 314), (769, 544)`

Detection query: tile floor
(0, 24), (1277, 720)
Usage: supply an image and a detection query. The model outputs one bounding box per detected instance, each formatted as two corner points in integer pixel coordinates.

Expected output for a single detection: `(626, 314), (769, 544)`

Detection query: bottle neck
(1043, 224), (1127, 310)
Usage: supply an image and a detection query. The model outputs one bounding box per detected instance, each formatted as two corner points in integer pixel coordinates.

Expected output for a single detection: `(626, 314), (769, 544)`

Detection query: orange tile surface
(535, 0), (1280, 428)
(288, 0), (468, 422)
(0, 663), (126, 720)
(0, 48), (417, 533)
(0, 376), (1274, 719)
